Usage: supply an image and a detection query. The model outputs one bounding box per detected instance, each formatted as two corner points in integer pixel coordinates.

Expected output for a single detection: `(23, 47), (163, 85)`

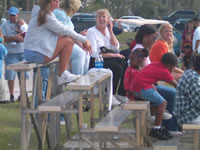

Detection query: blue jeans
(156, 85), (180, 131)
(24, 49), (45, 64)
(5, 53), (29, 80)
(70, 44), (90, 75)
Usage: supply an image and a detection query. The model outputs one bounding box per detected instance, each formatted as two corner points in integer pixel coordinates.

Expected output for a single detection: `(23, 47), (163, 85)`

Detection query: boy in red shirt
(132, 53), (177, 140)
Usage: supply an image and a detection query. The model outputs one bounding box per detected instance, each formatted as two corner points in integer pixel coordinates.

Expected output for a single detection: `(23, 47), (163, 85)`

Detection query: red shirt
(131, 62), (174, 92)
(124, 66), (139, 91)
(124, 66), (139, 99)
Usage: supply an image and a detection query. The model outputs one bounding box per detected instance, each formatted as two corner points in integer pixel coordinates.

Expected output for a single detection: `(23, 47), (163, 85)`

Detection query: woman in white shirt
(86, 9), (128, 102)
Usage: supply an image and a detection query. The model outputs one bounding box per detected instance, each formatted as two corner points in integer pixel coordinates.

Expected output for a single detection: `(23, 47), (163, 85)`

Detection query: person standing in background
(1, 7), (29, 102)
(0, 27), (7, 101)
(192, 17), (200, 54)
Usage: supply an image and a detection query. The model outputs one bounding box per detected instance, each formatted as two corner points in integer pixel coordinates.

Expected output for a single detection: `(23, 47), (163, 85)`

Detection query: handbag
(100, 46), (116, 53)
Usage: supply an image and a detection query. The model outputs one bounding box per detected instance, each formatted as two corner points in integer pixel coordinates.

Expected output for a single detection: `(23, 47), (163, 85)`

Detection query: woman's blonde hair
(59, 0), (81, 16)
(158, 23), (174, 52)
(96, 9), (111, 20)
(37, 0), (51, 26)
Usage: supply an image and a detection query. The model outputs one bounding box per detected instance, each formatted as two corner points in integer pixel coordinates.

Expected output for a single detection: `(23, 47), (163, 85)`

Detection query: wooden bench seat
(38, 90), (79, 112)
(95, 105), (132, 132)
(182, 124), (200, 150)
(7, 58), (59, 71)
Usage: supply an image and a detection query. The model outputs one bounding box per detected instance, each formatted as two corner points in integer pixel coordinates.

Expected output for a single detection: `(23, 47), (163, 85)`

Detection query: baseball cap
(8, 7), (18, 16)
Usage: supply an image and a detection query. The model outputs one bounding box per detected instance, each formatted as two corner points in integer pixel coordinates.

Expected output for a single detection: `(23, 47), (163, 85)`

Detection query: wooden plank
(38, 91), (79, 112)
(153, 138), (179, 150)
(95, 106), (131, 132)
(66, 72), (110, 90)
(124, 101), (149, 110)
(7, 57), (59, 71)
(183, 124), (200, 129)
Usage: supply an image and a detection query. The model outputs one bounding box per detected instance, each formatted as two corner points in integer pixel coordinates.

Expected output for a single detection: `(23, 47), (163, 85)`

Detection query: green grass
(0, 103), (23, 150)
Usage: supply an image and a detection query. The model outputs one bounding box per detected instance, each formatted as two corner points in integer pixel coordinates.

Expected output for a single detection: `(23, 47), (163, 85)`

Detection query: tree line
(1, 0), (200, 20)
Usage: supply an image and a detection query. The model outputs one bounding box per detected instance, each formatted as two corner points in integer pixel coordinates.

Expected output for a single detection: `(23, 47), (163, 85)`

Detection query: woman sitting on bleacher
(86, 9), (128, 104)
(54, 0), (90, 75)
(24, 0), (91, 85)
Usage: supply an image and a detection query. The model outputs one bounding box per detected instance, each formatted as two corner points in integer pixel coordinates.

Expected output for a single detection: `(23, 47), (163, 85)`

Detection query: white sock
(153, 126), (161, 129)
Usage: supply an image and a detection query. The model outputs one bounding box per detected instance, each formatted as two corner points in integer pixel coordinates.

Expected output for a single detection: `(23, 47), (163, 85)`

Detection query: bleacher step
(153, 137), (179, 150)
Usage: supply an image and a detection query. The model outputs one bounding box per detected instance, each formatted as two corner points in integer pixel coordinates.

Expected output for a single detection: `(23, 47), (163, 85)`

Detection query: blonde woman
(86, 9), (128, 103)
(54, 0), (90, 75)
(149, 23), (183, 81)
(24, 0), (92, 85)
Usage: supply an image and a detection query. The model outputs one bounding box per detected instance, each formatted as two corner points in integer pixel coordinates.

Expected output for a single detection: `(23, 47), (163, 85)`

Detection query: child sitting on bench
(124, 48), (148, 100)
(131, 53), (177, 140)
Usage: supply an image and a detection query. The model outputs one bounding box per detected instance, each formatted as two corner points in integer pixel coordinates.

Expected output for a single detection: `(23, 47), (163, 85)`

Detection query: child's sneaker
(115, 94), (129, 103)
(161, 127), (173, 139)
(112, 96), (121, 106)
(149, 128), (169, 140)
(57, 71), (81, 85)
(163, 110), (172, 120)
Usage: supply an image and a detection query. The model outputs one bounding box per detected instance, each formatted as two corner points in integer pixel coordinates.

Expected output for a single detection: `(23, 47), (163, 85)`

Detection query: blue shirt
(0, 44), (7, 79)
(53, 9), (74, 30)
(174, 69), (200, 125)
(1, 20), (24, 54)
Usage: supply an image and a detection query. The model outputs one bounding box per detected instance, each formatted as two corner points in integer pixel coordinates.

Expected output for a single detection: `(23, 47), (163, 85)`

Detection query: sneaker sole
(57, 76), (81, 85)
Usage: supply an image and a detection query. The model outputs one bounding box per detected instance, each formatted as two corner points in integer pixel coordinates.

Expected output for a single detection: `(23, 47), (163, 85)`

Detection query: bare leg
(154, 101), (167, 126)
(8, 80), (14, 96)
(44, 37), (74, 76)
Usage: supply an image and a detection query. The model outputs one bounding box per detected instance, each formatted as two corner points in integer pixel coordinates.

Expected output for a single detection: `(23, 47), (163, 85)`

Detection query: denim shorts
(5, 53), (29, 80)
(24, 49), (45, 64)
(134, 88), (166, 106)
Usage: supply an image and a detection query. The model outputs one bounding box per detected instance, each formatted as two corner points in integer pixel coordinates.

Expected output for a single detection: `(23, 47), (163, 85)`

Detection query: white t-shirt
(86, 26), (120, 58)
(192, 26), (200, 54)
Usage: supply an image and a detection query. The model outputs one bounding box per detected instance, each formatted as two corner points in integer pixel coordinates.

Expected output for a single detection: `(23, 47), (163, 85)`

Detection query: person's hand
(15, 34), (24, 42)
(82, 40), (92, 54)
(114, 53), (125, 59)
(80, 29), (88, 36)
(107, 20), (113, 32)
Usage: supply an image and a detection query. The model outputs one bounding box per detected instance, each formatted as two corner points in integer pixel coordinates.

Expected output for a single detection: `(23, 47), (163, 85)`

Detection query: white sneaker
(148, 116), (155, 123)
(57, 71), (81, 85)
(163, 110), (172, 120)
(115, 95), (129, 103)
(112, 96), (121, 106)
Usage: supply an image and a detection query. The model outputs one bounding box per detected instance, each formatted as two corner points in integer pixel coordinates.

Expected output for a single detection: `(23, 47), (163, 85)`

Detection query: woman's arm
(86, 29), (98, 57)
(44, 13), (86, 44)
(101, 52), (125, 59)
(174, 67), (184, 74)
(107, 20), (119, 47)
